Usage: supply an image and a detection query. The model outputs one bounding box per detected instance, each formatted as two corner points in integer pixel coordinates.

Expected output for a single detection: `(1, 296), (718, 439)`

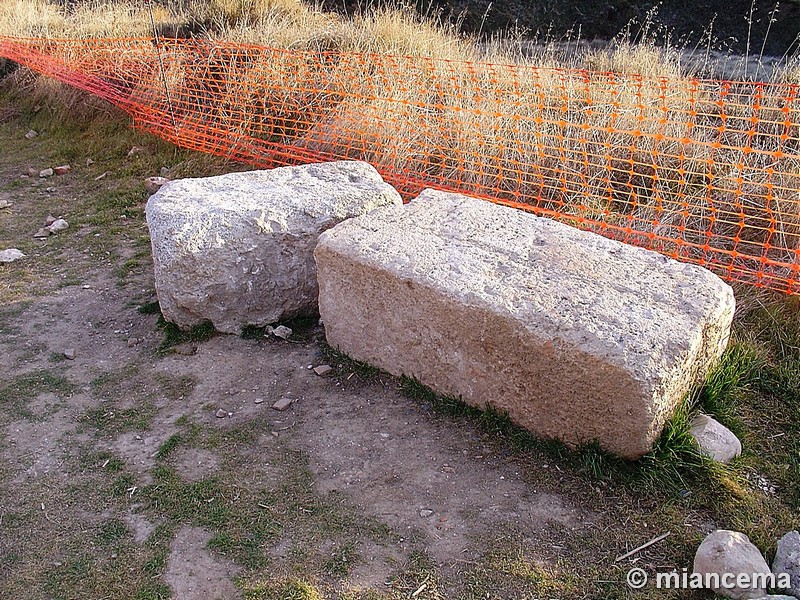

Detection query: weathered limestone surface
(315, 189), (735, 459)
(146, 161), (401, 334)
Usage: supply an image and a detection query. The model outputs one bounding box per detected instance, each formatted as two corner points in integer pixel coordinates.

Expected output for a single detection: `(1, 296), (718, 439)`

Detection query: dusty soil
(0, 100), (794, 599)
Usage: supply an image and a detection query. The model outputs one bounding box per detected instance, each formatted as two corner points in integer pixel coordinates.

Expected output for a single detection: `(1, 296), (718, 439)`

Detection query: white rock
(0, 249), (25, 263)
(0, 199), (11, 209)
(63, 348), (76, 360)
(315, 189), (735, 459)
(25, 129), (37, 139)
(39, 168), (53, 178)
(47, 219), (69, 233)
(271, 325), (292, 340)
(693, 530), (771, 599)
(146, 161), (401, 334)
(215, 409), (228, 418)
(690, 413), (742, 463)
(772, 531), (800, 598)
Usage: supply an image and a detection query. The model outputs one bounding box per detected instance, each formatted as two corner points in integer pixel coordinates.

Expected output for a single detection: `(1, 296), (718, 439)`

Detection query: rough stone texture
(146, 161), (401, 334)
(693, 530), (772, 599)
(773, 531), (800, 598)
(315, 189), (735, 459)
(690, 413), (742, 464)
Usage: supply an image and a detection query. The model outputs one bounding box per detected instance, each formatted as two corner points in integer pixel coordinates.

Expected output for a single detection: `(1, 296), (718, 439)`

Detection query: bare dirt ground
(0, 101), (796, 600)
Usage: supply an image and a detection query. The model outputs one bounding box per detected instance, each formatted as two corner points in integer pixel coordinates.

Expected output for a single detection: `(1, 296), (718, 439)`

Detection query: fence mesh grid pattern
(2, 36), (799, 292)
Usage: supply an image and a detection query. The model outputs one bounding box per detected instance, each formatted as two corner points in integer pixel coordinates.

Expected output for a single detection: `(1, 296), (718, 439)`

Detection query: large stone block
(315, 190), (735, 459)
(145, 161), (402, 334)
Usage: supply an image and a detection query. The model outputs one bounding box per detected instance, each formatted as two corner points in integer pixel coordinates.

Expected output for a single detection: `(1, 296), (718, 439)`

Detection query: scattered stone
(0, 249), (25, 263)
(254, 398), (265, 404)
(48, 219), (69, 233)
(127, 146), (145, 158)
(126, 338), (141, 348)
(63, 348), (76, 360)
(215, 409), (228, 419)
(751, 596), (796, 600)
(689, 414), (742, 464)
(45, 187), (56, 193)
(38, 168), (53, 178)
(145, 161), (402, 334)
(772, 531), (800, 598)
(271, 397), (293, 411)
(315, 189), (735, 459)
(45, 214), (56, 226)
(313, 364), (333, 376)
(0, 199), (11, 210)
(26, 167), (38, 177)
(25, 129), (38, 139)
(93, 171), (109, 181)
(693, 530), (771, 599)
(86, 158), (94, 166)
(144, 176), (168, 195)
(271, 325), (292, 340)
(33, 227), (51, 238)
(419, 509), (434, 518)
(54, 164), (71, 175)
(160, 166), (170, 177)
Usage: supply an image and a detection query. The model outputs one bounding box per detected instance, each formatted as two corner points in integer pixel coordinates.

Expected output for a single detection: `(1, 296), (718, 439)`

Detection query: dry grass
(1, 0), (799, 288)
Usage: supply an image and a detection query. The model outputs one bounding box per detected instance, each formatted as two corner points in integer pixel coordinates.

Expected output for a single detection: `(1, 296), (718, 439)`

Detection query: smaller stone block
(145, 161), (401, 334)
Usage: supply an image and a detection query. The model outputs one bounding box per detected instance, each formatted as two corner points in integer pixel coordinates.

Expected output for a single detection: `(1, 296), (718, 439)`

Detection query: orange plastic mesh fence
(2, 36), (800, 293)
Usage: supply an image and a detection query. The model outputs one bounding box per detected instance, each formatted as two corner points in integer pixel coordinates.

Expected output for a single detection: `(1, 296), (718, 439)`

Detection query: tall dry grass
(0, 0), (798, 286)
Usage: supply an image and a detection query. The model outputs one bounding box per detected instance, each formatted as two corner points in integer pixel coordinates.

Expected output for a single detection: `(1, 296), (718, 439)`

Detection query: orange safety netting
(1, 36), (799, 293)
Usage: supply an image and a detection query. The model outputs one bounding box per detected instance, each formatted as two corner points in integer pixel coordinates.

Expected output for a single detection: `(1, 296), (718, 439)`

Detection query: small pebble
(48, 219), (69, 233)
(215, 409), (227, 418)
(419, 509), (434, 518)
(54, 164), (71, 175)
(45, 215), (56, 226)
(33, 227), (51, 238)
(144, 176), (168, 195)
(26, 167), (38, 177)
(313, 364), (333, 376)
(0, 199), (12, 209)
(39, 168), (54, 178)
(272, 397), (293, 411)
(25, 129), (38, 139)
(63, 348), (76, 360)
(127, 338), (141, 347)
(254, 398), (265, 404)
(127, 146), (145, 158)
(270, 325), (292, 340)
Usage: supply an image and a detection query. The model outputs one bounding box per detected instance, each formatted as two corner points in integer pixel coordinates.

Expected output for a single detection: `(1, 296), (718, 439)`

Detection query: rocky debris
(45, 215), (56, 226)
(254, 398), (265, 404)
(772, 531), (800, 598)
(144, 176), (169, 195)
(160, 166), (170, 177)
(47, 218), (69, 234)
(313, 364), (333, 376)
(33, 227), (51, 238)
(54, 164), (71, 175)
(419, 509), (434, 518)
(215, 409), (228, 419)
(0, 200), (11, 210)
(38, 168), (53, 178)
(146, 161), (402, 334)
(25, 129), (37, 139)
(0, 249), (25, 263)
(268, 325), (292, 340)
(693, 530), (772, 599)
(271, 397), (293, 411)
(126, 338), (141, 347)
(26, 167), (38, 177)
(127, 146), (145, 158)
(315, 189), (735, 459)
(63, 348), (76, 360)
(690, 413), (742, 464)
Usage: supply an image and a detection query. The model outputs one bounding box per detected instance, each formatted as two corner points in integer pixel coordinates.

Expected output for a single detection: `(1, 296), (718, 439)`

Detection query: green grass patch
(154, 433), (182, 460)
(0, 369), (77, 421)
